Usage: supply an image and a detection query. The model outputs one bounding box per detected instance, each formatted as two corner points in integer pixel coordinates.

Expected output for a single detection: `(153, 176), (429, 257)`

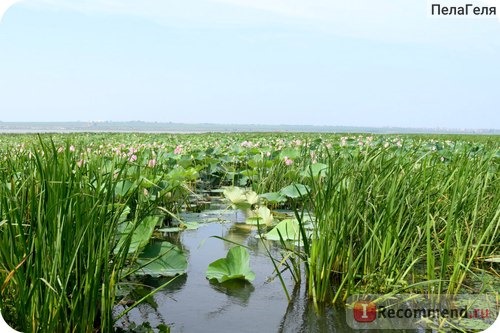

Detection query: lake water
(115, 209), (417, 333)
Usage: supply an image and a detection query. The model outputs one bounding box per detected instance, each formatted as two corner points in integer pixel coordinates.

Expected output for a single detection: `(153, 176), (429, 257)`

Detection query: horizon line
(0, 121), (498, 133)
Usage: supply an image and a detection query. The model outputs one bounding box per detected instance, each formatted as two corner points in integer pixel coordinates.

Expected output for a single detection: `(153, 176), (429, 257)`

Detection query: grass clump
(297, 143), (499, 304)
(0, 138), (165, 332)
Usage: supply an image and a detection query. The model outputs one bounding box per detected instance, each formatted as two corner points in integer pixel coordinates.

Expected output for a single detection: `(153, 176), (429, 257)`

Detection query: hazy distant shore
(0, 122), (498, 135)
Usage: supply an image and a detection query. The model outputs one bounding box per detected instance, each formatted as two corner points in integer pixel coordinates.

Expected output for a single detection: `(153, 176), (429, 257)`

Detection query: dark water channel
(117, 209), (415, 333)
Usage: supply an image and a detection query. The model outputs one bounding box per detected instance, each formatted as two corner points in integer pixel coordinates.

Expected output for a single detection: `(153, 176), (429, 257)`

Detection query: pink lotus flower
(310, 151), (317, 164)
(284, 156), (293, 166)
(240, 141), (254, 148)
(174, 145), (183, 155)
(129, 154), (137, 162)
(147, 159), (157, 168)
(69, 145), (75, 152)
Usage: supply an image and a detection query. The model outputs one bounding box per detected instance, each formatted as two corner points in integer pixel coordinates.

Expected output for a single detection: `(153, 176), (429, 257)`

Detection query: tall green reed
(0, 138), (164, 332)
(293, 143), (498, 304)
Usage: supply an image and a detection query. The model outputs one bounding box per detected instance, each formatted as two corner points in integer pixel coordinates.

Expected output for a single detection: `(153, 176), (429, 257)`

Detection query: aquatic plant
(0, 132), (497, 330)
(300, 143), (499, 304)
(0, 138), (186, 332)
(206, 246), (255, 283)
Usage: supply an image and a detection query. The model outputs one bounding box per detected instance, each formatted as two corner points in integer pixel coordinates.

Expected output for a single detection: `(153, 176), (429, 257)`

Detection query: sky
(0, 0), (499, 129)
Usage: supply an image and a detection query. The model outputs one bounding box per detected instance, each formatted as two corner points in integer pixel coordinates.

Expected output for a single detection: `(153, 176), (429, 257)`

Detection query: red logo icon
(353, 301), (377, 322)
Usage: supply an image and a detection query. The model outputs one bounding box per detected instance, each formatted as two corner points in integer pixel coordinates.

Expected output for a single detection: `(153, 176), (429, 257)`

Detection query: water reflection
(209, 279), (255, 306)
(279, 284), (424, 333)
(120, 209), (423, 333)
(141, 274), (187, 292)
(224, 223), (282, 256)
(278, 285), (338, 333)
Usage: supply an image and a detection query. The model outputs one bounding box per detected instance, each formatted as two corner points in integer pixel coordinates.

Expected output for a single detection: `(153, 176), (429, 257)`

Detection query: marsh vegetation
(0, 133), (498, 332)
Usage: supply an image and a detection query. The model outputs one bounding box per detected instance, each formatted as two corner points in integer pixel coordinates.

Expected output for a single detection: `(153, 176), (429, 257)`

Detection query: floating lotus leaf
(259, 192), (287, 204)
(279, 183), (310, 199)
(157, 222), (200, 232)
(135, 241), (187, 277)
(115, 216), (160, 255)
(264, 219), (300, 241)
(206, 246), (255, 283)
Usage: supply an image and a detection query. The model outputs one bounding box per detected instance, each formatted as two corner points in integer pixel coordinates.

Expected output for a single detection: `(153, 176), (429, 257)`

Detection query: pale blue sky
(0, 0), (499, 129)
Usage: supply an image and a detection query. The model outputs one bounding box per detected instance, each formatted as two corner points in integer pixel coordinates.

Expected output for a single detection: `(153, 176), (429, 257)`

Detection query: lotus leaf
(135, 241), (187, 277)
(264, 219), (300, 241)
(279, 183), (310, 198)
(115, 216), (160, 254)
(259, 192), (287, 204)
(206, 246), (255, 283)
(301, 163), (328, 178)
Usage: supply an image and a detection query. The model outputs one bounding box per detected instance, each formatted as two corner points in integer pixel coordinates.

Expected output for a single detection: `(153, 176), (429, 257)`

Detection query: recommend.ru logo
(346, 293), (498, 331)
